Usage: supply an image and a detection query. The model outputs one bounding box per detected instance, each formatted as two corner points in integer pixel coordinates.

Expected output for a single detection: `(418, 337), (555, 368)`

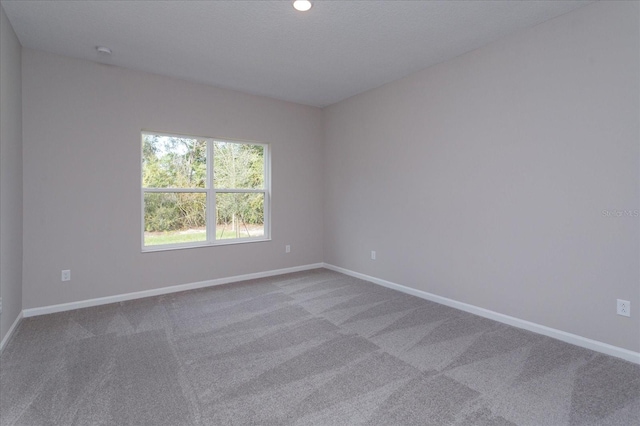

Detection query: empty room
(1, 0), (638, 425)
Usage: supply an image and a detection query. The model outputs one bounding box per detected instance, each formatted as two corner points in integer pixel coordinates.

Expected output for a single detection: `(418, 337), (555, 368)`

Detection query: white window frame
(141, 131), (271, 252)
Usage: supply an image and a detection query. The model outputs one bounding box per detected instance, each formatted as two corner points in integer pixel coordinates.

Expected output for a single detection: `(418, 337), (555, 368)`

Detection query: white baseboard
(16, 261), (640, 364)
(323, 263), (640, 365)
(0, 311), (23, 354)
(23, 263), (324, 318)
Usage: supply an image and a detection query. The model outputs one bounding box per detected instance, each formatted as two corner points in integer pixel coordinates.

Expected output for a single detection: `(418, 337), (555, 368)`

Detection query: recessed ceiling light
(96, 46), (112, 56)
(293, 1), (312, 12)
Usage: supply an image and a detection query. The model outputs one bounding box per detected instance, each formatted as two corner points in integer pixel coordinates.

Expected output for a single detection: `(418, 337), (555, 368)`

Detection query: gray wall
(0, 5), (23, 343)
(22, 49), (324, 309)
(323, 1), (640, 352)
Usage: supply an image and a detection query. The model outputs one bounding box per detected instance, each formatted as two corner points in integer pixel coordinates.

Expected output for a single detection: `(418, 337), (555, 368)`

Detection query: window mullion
(213, 188), (265, 194)
(142, 188), (207, 193)
(208, 138), (215, 244)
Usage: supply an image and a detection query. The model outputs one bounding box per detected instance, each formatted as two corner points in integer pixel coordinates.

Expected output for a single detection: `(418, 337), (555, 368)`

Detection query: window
(141, 132), (270, 250)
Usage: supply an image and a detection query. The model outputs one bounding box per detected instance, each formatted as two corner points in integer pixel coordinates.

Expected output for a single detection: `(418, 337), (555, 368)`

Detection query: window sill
(142, 237), (272, 253)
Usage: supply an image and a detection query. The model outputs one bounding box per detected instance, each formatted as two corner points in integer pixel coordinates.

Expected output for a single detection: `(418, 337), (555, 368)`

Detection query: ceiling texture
(2, 0), (593, 108)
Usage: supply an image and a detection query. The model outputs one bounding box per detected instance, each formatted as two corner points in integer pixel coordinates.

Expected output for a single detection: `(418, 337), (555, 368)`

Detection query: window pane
(142, 134), (207, 188)
(144, 192), (206, 246)
(216, 192), (264, 240)
(214, 142), (264, 189)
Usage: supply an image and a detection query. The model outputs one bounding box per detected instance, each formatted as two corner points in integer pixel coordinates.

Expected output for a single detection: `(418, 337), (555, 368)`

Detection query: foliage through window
(142, 132), (269, 249)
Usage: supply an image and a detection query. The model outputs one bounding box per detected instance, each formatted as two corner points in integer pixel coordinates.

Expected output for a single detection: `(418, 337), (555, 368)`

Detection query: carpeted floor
(1, 268), (639, 425)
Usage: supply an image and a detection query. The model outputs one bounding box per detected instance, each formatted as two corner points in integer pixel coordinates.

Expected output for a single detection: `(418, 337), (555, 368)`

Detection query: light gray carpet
(1, 268), (639, 425)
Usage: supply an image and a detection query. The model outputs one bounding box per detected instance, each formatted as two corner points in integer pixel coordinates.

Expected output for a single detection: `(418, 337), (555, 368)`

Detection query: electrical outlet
(371, 251), (376, 260)
(617, 299), (630, 317)
(61, 270), (71, 282)
(285, 245), (291, 253)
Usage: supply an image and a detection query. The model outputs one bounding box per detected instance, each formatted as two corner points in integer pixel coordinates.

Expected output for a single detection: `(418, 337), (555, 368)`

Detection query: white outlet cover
(617, 299), (630, 317)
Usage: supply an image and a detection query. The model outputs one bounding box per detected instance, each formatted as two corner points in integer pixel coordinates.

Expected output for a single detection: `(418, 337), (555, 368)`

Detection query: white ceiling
(2, 0), (593, 108)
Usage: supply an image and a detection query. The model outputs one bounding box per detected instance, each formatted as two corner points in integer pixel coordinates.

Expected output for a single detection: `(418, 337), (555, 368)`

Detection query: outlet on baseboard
(61, 270), (71, 282)
(617, 299), (630, 317)
(371, 251), (376, 260)
(285, 245), (291, 253)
